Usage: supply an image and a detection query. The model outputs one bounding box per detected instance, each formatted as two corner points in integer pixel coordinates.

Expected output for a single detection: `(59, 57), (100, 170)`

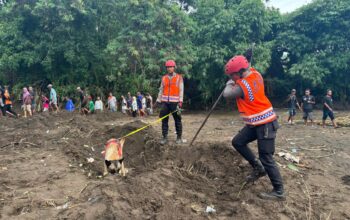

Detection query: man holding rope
(223, 51), (285, 201)
(156, 60), (184, 145)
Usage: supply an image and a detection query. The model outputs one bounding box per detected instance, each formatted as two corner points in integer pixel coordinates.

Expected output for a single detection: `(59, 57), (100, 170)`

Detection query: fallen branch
(3, 184), (14, 190)
(325, 210), (332, 220)
(305, 151), (335, 159)
(299, 146), (327, 151)
(295, 163), (312, 169)
(188, 164), (194, 173)
(1, 143), (12, 148)
(68, 203), (81, 209)
(45, 199), (57, 208)
(79, 183), (89, 194)
(174, 169), (185, 180)
(236, 181), (247, 198)
(301, 178), (313, 220)
(22, 142), (39, 147)
(284, 202), (297, 220)
(86, 129), (96, 138)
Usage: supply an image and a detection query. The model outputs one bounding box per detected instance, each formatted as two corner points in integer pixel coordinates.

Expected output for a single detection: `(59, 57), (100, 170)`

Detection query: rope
(118, 109), (180, 139)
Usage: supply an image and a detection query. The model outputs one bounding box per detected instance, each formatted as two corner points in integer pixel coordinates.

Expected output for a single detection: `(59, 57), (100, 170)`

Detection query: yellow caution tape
(118, 109), (179, 140)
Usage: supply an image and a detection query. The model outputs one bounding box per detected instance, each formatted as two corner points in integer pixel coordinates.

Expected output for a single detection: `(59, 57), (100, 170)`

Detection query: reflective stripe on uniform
(241, 79), (254, 102)
(242, 108), (276, 125)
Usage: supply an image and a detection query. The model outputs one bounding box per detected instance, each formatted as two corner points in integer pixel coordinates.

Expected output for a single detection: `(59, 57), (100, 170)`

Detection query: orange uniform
(160, 73), (183, 103)
(236, 68), (276, 126)
(4, 90), (12, 105)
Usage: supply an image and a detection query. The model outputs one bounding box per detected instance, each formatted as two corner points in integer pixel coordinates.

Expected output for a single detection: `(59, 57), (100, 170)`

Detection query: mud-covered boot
(246, 159), (267, 183)
(175, 136), (183, 144)
(258, 188), (286, 201)
(160, 137), (168, 145)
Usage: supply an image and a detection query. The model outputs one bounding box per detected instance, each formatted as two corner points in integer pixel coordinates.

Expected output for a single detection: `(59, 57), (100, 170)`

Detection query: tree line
(0, 0), (349, 108)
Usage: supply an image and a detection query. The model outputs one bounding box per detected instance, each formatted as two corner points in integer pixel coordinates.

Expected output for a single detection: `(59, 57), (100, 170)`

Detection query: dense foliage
(0, 0), (349, 107)
(266, 0), (350, 104)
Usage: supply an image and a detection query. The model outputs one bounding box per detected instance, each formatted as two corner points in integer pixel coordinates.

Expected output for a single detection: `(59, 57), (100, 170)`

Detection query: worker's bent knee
(232, 136), (245, 150)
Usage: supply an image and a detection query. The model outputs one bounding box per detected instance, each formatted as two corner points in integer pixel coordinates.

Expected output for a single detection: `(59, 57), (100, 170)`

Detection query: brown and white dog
(102, 138), (126, 176)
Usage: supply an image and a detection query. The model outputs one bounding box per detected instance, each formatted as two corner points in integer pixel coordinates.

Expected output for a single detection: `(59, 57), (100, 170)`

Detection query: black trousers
(4, 104), (17, 117)
(159, 102), (182, 138)
(232, 120), (284, 191)
(0, 106), (5, 116)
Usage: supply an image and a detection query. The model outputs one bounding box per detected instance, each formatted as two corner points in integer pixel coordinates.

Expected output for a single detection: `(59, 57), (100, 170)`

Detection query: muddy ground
(0, 110), (349, 220)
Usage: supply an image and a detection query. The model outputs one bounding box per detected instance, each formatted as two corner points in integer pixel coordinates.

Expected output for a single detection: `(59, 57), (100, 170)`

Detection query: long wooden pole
(189, 89), (224, 147)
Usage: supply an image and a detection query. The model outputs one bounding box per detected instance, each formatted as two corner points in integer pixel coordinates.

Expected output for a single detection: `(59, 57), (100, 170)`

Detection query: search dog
(102, 138), (126, 176)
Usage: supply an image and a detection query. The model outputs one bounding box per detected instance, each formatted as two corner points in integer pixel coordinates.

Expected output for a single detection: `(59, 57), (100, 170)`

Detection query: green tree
(0, 0), (349, 107)
(189, 0), (275, 106)
(105, 0), (196, 95)
(270, 0), (350, 103)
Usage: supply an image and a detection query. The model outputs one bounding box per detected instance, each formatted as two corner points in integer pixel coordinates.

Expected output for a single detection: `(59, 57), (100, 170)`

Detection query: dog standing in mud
(102, 138), (127, 176)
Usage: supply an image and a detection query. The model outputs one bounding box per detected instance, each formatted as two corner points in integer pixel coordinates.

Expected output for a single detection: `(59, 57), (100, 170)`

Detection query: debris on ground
(87, 157), (94, 163)
(56, 202), (70, 210)
(205, 206), (216, 213)
(0, 111), (349, 219)
(278, 152), (301, 163)
(287, 163), (299, 172)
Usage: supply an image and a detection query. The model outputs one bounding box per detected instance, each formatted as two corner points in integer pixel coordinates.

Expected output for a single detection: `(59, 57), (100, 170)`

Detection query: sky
(266, 0), (313, 13)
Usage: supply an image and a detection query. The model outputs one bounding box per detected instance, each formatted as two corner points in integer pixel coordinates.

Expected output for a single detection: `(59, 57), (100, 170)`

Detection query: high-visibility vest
(4, 90), (12, 105)
(236, 68), (277, 126)
(161, 73), (182, 103)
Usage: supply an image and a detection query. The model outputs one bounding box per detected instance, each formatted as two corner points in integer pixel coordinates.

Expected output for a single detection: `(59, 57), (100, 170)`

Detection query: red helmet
(225, 55), (249, 75)
(165, 60), (176, 67)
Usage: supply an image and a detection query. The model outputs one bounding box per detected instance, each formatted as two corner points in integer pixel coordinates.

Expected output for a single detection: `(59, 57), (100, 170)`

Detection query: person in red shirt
(223, 52), (285, 201)
(156, 60), (184, 145)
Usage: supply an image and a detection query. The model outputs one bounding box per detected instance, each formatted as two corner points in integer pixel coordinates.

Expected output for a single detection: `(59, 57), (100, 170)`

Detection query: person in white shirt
(94, 96), (104, 112)
(121, 95), (128, 114)
(142, 95), (147, 114)
(131, 96), (138, 117)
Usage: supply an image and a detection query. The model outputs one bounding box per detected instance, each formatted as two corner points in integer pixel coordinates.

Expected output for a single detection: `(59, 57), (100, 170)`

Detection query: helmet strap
(239, 68), (251, 78)
(238, 68), (246, 78)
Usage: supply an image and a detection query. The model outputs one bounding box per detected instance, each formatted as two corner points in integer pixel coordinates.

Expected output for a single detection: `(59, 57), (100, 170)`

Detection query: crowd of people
(285, 88), (338, 128)
(0, 84), (154, 118)
(0, 84), (340, 129)
(76, 88), (154, 117)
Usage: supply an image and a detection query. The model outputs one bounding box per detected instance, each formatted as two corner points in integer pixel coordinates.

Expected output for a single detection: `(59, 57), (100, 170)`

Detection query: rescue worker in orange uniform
(156, 60), (184, 145)
(223, 52), (285, 200)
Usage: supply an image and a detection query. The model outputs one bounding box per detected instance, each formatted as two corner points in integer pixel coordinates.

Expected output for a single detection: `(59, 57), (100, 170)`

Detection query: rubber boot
(160, 136), (168, 145)
(246, 159), (267, 183)
(175, 136), (183, 144)
(258, 188), (286, 201)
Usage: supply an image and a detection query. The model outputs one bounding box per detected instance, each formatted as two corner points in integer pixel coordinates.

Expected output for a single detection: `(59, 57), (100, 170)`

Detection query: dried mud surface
(0, 110), (349, 219)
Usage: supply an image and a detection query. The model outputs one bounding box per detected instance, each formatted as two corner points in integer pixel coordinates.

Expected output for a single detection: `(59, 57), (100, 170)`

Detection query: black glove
(244, 48), (253, 63)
